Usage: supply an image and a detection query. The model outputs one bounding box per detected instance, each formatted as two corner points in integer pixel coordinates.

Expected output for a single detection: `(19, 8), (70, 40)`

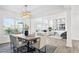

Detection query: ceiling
(28, 5), (65, 18)
(0, 5), (65, 19)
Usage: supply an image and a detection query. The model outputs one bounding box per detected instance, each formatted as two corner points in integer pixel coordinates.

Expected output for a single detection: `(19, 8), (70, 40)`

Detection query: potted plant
(4, 27), (13, 35)
(13, 28), (19, 34)
(24, 24), (29, 36)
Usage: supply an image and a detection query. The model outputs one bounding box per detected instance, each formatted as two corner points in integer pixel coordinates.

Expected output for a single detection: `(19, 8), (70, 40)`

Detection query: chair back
(10, 35), (19, 48)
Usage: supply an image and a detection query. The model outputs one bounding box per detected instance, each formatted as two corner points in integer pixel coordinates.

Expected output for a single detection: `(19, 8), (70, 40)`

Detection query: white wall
(0, 19), (10, 44)
(71, 6), (79, 40)
(65, 6), (79, 47)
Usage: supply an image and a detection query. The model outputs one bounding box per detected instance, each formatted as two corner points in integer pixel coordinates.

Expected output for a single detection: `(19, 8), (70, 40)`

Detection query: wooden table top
(11, 34), (40, 41)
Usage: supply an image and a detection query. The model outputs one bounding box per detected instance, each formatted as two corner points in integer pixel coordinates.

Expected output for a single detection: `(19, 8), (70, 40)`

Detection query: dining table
(12, 34), (41, 52)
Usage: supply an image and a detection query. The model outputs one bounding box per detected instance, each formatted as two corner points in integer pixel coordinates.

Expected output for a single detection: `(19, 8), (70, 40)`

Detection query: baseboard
(0, 42), (10, 45)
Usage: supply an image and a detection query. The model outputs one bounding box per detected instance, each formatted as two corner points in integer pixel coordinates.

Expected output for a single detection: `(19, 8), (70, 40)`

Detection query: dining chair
(32, 36), (47, 53)
(10, 35), (27, 53)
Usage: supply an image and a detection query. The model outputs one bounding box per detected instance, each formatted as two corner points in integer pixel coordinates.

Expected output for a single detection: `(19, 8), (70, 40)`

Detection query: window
(3, 18), (14, 28)
(3, 18), (25, 34)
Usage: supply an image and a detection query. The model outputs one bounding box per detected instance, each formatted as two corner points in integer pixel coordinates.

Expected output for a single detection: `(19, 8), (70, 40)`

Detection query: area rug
(40, 45), (57, 53)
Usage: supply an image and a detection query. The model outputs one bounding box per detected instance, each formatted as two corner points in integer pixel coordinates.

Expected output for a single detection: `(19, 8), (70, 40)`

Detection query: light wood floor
(0, 36), (79, 53)
(40, 36), (79, 53)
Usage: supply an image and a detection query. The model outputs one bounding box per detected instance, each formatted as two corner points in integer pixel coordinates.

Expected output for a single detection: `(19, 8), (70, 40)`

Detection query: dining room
(0, 5), (73, 53)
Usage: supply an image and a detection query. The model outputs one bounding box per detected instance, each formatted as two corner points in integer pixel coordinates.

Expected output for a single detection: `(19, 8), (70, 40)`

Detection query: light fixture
(21, 5), (31, 18)
(22, 11), (31, 18)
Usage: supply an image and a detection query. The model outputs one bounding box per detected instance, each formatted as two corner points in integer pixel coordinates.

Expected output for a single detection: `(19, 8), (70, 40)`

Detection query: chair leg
(45, 46), (46, 53)
(13, 48), (16, 53)
(10, 43), (13, 50)
(12, 47), (19, 53)
(37, 49), (41, 53)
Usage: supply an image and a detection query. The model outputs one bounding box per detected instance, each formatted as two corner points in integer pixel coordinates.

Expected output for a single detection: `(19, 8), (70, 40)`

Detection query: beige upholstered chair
(32, 36), (47, 52)
(10, 35), (27, 52)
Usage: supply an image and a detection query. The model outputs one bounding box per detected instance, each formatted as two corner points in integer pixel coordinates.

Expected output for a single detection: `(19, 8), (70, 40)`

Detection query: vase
(24, 31), (28, 36)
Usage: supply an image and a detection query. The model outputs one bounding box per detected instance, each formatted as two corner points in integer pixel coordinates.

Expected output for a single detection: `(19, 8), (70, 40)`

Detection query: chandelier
(21, 6), (31, 18)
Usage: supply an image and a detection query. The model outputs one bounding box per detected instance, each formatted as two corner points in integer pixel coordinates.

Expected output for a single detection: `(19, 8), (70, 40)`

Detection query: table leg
(27, 41), (30, 52)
